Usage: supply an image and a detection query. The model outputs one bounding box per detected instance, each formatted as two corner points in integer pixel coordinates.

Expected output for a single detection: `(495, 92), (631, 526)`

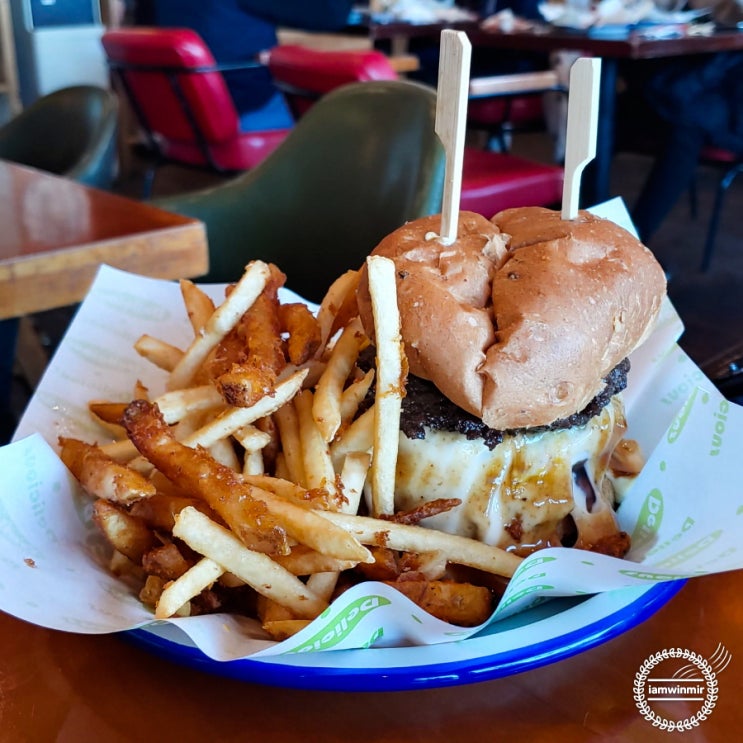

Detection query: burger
(356, 207), (667, 558)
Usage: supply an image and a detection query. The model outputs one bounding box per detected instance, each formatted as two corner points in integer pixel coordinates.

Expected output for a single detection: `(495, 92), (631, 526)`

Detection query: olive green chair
(0, 85), (119, 189)
(154, 80), (445, 303)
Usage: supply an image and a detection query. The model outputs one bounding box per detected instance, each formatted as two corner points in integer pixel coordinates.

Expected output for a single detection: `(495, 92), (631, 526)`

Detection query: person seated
(136, 0), (355, 131)
(631, 0), (743, 244)
(630, 51), (743, 245)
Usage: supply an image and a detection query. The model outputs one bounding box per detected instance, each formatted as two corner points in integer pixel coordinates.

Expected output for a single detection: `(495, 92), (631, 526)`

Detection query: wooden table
(0, 159), (208, 435)
(0, 160), (208, 319)
(1, 569), (742, 739)
(471, 26), (743, 205)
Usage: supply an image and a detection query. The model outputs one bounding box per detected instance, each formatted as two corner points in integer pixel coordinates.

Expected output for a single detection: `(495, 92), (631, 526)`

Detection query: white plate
(125, 581), (684, 691)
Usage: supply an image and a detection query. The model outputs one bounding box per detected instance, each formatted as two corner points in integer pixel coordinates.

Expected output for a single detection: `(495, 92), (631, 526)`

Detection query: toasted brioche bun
(357, 207), (666, 429)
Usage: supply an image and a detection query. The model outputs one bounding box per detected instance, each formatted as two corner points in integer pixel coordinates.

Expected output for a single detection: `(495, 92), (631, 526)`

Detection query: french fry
(142, 542), (192, 582)
(123, 399), (291, 555)
(316, 269), (361, 352)
(216, 364), (277, 408)
(338, 451), (371, 515)
(155, 557), (225, 619)
(123, 399), (370, 563)
(130, 491), (211, 532)
(173, 506), (328, 619)
(273, 400), (306, 486)
(384, 580), (493, 626)
(180, 278), (215, 334)
(279, 302), (322, 365)
(312, 317), (368, 442)
(169, 260), (271, 390)
(92, 499), (157, 563)
(181, 369), (308, 449)
(330, 403), (374, 470)
(366, 255), (405, 516)
(339, 368), (374, 429)
(154, 385), (224, 423)
(295, 389), (337, 496)
(262, 619), (312, 641)
(317, 511), (522, 579)
(273, 545), (359, 575)
(134, 334), (184, 372)
(88, 401), (127, 427)
(59, 437), (155, 504)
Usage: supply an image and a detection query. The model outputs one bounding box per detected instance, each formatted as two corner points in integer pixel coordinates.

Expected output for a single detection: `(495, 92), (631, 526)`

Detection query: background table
(471, 27), (743, 205)
(0, 160), (208, 440)
(1, 569), (742, 740)
(0, 160), (208, 320)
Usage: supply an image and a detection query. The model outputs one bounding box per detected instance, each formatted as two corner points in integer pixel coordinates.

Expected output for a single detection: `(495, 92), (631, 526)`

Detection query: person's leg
(631, 123), (705, 244)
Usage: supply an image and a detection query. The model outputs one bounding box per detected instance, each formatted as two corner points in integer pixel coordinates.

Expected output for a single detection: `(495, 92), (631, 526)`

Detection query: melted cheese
(392, 396), (629, 555)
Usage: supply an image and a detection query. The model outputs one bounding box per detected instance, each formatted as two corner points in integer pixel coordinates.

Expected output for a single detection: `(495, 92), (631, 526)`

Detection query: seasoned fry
(154, 385), (224, 423)
(216, 364), (278, 408)
(92, 499), (157, 563)
(180, 278), (215, 334)
(123, 399), (290, 555)
(279, 302), (322, 365)
(155, 557), (225, 619)
(134, 334), (184, 372)
(262, 619), (312, 641)
(169, 260), (271, 390)
(339, 368), (374, 428)
(366, 255), (405, 517)
(312, 317), (368, 442)
(317, 511), (522, 578)
(173, 506), (328, 618)
(142, 542), (192, 582)
(182, 369), (308, 449)
(385, 580), (493, 626)
(330, 398), (374, 469)
(315, 269), (361, 352)
(295, 389), (337, 495)
(88, 401), (127, 427)
(59, 437), (155, 504)
(123, 399), (370, 563)
(273, 545), (359, 575)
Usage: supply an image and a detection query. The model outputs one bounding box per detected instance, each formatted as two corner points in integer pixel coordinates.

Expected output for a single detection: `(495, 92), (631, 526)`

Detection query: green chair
(154, 80), (445, 303)
(0, 85), (119, 189)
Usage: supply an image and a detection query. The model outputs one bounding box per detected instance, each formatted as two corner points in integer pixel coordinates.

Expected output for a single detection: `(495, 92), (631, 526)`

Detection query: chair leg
(688, 172), (698, 220)
(0, 318), (19, 443)
(700, 162), (743, 272)
(141, 163), (157, 200)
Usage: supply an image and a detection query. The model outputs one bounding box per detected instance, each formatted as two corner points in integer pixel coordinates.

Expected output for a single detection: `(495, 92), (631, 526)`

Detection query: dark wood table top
(470, 25), (743, 60)
(1, 568), (742, 740)
(353, 13), (743, 59)
(0, 160), (209, 319)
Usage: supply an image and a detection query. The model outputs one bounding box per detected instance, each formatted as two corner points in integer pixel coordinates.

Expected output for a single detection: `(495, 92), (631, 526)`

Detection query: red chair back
(102, 28), (239, 145)
(268, 45), (397, 117)
(102, 27), (289, 194)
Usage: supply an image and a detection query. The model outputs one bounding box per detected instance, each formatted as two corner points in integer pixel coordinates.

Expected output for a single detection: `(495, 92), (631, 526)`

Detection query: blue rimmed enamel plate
(125, 580), (684, 692)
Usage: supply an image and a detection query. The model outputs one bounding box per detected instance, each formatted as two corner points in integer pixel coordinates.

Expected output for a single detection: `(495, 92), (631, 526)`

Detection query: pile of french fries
(60, 257), (523, 641)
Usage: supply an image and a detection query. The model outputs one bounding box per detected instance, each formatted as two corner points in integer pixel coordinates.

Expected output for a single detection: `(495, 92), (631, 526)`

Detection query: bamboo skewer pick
(435, 30), (472, 244)
(561, 57), (601, 221)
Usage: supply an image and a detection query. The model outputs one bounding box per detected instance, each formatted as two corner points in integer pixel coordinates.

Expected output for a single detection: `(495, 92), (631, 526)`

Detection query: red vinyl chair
(101, 28), (291, 197)
(267, 45), (563, 218)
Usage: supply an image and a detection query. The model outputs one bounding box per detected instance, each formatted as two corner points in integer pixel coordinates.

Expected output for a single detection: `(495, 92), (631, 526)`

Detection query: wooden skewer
(561, 57), (601, 221)
(435, 30), (472, 244)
